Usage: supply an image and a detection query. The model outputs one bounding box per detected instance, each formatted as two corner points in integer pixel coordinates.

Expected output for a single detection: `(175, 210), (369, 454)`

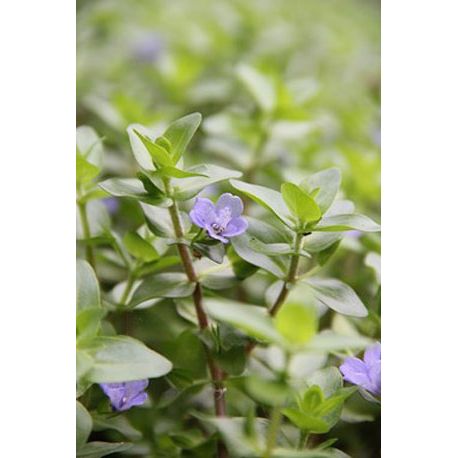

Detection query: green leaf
(195, 415), (267, 458)
(306, 368), (343, 398)
(77, 308), (106, 340)
(244, 216), (292, 243)
(123, 231), (159, 262)
(76, 126), (103, 169)
(172, 164), (242, 200)
(306, 331), (372, 353)
(76, 401), (93, 449)
(76, 201), (110, 240)
(92, 413), (142, 441)
(281, 182), (321, 225)
(76, 260), (100, 311)
(316, 388), (357, 417)
(236, 64), (276, 113)
(314, 214), (381, 232)
(227, 246), (259, 280)
(99, 178), (171, 206)
(129, 273), (195, 307)
(274, 303), (317, 345)
(365, 252), (381, 284)
(215, 345), (247, 376)
(301, 168), (341, 214)
(76, 441), (132, 458)
(230, 180), (293, 227)
(245, 376), (292, 406)
(152, 166), (208, 179)
(127, 124), (156, 171)
(140, 203), (175, 238)
(204, 298), (281, 344)
(79, 335), (173, 383)
(282, 408), (330, 433)
(163, 112), (202, 163)
(76, 349), (93, 381)
(192, 241), (225, 264)
(231, 234), (286, 278)
(77, 153), (100, 185)
(315, 240), (341, 266)
(249, 239), (311, 258)
(305, 278), (368, 317)
(302, 385), (325, 413)
(134, 129), (174, 167)
(304, 233), (343, 253)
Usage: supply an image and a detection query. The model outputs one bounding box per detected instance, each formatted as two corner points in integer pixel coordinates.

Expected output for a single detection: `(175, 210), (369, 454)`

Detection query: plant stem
(77, 201), (96, 270)
(120, 272), (135, 306)
(246, 232), (305, 354)
(298, 431), (310, 449)
(263, 406), (282, 458)
(269, 232), (303, 317)
(167, 194), (228, 458)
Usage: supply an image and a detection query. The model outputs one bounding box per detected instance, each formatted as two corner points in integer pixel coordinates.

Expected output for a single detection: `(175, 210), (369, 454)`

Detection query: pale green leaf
(163, 112), (202, 162)
(314, 214), (381, 232)
(236, 64), (276, 113)
(76, 260), (100, 311)
(305, 277), (368, 317)
(80, 335), (173, 383)
(230, 180), (293, 227)
(301, 168), (341, 214)
(281, 182), (321, 225)
(129, 273), (195, 307)
(274, 303), (317, 345)
(76, 401), (93, 449)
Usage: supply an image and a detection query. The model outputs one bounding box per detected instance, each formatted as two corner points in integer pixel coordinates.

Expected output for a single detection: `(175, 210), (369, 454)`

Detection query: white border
(0, 0), (75, 455)
(383, 0), (458, 456)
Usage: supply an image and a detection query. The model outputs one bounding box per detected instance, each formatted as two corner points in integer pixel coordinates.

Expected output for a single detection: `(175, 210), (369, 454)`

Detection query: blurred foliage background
(77, 0), (380, 456)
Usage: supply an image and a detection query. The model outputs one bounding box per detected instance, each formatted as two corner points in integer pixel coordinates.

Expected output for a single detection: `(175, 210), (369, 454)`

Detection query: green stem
(246, 232), (305, 354)
(263, 406), (282, 458)
(77, 201), (95, 269)
(120, 272), (136, 306)
(269, 232), (304, 316)
(298, 431), (310, 449)
(165, 184), (228, 458)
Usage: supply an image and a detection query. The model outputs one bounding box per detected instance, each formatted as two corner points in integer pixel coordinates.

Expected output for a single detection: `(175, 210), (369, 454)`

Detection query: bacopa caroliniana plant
(76, 112), (381, 458)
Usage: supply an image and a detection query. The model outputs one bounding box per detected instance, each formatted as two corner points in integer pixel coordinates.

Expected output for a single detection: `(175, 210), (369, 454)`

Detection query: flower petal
(368, 363), (381, 396)
(124, 379), (149, 398)
(216, 193), (243, 218)
(190, 198), (217, 229)
(223, 217), (248, 237)
(364, 342), (381, 366)
(206, 224), (229, 243)
(339, 357), (371, 388)
(122, 391), (148, 410)
(99, 383), (126, 410)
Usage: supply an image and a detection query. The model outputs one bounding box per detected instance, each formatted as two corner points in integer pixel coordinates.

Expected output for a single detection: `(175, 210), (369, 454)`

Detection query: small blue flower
(102, 197), (119, 214)
(339, 343), (381, 396)
(99, 380), (148, 411)
(190, 193), (248, 244)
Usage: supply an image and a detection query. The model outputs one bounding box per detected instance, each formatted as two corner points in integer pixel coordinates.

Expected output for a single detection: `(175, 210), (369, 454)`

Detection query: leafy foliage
(76, 1), (381, 455)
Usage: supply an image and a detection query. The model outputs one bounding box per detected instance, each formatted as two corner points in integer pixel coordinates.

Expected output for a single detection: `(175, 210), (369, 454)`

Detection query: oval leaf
(314, 214), (380, 232)
(129, 273), (195, 307)
(81, 335), (173, 382)
(305, 277), (368, 317)
(230, 180), (293, 227)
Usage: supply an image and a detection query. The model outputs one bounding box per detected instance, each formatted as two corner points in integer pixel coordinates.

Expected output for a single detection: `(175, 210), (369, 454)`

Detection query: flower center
(211, 222), (225, 234)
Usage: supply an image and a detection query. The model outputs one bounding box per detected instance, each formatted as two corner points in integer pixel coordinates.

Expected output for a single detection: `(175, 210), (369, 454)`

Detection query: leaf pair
(130, 113), (202, 170)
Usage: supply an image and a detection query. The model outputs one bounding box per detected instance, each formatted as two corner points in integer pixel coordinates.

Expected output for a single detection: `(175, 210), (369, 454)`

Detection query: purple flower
(339, 342), (381, 396)
(189, 193), (248, 244)
(99, 379), (148, 411)
(102, 197), (119, 214)
(131, 33), (164, 63)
